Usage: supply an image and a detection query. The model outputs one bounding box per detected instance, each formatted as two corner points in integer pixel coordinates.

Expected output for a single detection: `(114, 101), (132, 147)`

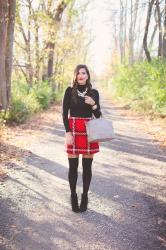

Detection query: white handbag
(85, 117), (115, 142)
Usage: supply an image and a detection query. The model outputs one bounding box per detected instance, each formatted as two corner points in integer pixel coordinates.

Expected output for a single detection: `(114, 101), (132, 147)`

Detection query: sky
(83, 0), (119, 76)
(82, 0), (155, 76)
(20, 0), (154, 77)
(20, 0), (118, 77)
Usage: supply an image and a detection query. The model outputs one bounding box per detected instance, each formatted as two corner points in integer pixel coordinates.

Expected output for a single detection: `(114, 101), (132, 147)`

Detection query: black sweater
(62, 84), (101, 132)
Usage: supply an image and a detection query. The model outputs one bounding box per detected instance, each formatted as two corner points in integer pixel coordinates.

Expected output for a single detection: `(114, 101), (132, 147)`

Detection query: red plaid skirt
(65, 117), (99, 155)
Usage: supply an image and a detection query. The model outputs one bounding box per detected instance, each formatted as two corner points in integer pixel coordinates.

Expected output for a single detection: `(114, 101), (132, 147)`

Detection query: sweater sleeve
(92, 90), (102, 118)
(62, 87), (71, 132)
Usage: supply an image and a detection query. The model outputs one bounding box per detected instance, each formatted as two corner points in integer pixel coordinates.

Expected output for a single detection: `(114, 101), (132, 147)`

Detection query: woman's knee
(82, 154), (94, 159)
(68, 153), (79, 158)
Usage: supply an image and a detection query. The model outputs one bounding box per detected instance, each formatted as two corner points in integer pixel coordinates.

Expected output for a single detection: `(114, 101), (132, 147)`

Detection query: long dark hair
(71, 64), (93, 103)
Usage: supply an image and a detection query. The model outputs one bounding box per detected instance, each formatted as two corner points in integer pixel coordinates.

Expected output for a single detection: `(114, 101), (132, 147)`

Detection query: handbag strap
(92, 113), (103, 119)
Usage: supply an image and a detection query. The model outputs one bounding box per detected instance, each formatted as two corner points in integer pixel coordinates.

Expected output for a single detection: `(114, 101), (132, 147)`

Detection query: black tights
(68, 157), (93, 195)
(82, 158), (93, 195)
(68, 158), (79, 195)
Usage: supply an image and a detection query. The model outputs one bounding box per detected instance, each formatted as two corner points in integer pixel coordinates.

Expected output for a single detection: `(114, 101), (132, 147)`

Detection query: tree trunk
(47, 1), (68, 80)
(155, 0), (162, 57)
(129, 0), (134, 65)
(27, 0), (33, 85)
(0, 1), (8, 109)
(34, 16), (40, 82)
(163, 0), (166, 58)
(119, 0), (124, 63)
(0, 0), (15, 110)
(149, 23), (158, 49)
(133, 0), (140, 33)
(124, 0), (127, 61)
(16, 1), (34, 85)
(47, 42), (55, 78)
(6, 0), (16, 105)
(143, 0), (155, 62)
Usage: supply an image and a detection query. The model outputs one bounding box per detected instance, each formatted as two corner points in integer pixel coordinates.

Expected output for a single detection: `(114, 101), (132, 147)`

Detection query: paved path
(0, 95), (166, 250)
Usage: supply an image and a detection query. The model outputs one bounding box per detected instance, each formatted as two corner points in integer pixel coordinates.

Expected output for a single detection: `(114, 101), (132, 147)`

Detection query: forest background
(0, 0), (165, 142)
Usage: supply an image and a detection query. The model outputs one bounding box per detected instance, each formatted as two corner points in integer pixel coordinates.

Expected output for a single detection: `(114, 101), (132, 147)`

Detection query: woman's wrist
(92, 104), (97, 110)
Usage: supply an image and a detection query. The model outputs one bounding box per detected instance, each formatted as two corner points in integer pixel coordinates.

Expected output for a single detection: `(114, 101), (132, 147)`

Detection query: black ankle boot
(71, 193), (80, 213)
(80, 193), (88, 212)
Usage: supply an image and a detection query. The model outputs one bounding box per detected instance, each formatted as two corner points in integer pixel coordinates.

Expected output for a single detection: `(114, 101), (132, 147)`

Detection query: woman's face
(76, 68), (89, 85)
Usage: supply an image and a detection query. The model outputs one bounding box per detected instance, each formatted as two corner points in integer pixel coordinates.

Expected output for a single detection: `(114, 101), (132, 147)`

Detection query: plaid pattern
(65, 117), (99, 155)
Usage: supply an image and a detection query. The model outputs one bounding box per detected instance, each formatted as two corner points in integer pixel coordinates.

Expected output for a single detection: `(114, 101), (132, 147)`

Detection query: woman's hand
(84, 95), (95, 106)
(65, 132), (74, 145)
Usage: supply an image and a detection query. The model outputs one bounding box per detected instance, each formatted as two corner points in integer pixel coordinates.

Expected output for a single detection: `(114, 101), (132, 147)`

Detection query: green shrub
(30, 82), (54, 109)
(9, 98), (30, 123)
(6, 79), (66, 124)
(111, 58), (166, 115)
(8, 80), (57, 123)
(24, 92), (42, 114)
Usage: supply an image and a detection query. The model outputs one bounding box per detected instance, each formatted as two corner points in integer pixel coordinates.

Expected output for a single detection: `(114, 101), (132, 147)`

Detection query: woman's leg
(68, 154), (79, 195)
(82, 154), (93, 195)
(68, 154), (80, 212)
(80, 154), (94, 212)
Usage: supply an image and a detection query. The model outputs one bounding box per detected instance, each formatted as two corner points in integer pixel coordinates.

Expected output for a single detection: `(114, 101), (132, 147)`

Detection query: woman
(62, 64), (101, 213)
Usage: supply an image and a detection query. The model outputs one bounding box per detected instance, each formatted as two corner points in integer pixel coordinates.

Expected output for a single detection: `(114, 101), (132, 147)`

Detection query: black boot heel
(80, 193), (88, 212)
(71, 193), (80, 213)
